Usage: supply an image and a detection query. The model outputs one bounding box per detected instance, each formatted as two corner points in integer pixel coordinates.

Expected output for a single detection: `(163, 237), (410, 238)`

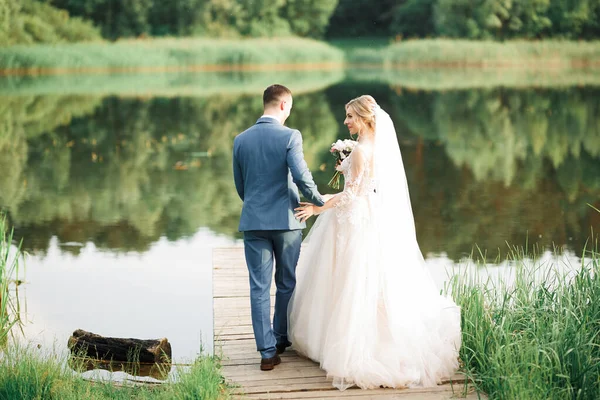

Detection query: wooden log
(67, 329), (172, 365)
(68, 357), (171, 380)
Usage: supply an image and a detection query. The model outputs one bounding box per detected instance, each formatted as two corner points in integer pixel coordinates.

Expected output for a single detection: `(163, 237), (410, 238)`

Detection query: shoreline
(2, 60), (600, 77)
(1, 38), (599, 77)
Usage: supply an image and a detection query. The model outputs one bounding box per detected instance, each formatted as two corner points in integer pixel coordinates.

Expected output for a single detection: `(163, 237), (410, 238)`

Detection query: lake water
(1, 69), (599, 367)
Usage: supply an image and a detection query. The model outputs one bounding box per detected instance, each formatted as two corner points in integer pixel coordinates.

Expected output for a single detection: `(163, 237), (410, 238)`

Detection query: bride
(289, 95), (462, 390)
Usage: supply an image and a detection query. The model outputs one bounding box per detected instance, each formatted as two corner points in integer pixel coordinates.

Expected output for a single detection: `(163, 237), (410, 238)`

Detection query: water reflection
(2, 83), (598, 259)
(1, 72), (600, 361)
(386, 87), (600, 259)
(16, 230), (236, 361)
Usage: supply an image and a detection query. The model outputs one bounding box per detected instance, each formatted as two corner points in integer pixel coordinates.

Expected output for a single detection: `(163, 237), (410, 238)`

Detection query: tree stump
(67, 329), (172, 379)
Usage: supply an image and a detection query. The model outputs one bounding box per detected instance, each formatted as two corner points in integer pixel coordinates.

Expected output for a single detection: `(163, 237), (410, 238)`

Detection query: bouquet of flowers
(327, 139), (357, 189)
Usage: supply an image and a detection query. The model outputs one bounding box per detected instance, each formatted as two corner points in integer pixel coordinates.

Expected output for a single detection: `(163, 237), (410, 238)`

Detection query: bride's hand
(295, 202), (320, 222)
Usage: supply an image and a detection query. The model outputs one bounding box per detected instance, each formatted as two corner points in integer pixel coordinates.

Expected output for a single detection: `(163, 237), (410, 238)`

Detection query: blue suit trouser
(243, 229), (302, 359)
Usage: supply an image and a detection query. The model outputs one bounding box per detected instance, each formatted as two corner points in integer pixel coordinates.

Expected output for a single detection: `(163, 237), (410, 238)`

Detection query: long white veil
(372, 105), (461, 383)
(372, 105), (420, 251)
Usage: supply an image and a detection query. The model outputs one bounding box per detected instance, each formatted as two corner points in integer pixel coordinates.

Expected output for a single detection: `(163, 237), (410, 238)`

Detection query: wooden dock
(213, 247), (483, 400)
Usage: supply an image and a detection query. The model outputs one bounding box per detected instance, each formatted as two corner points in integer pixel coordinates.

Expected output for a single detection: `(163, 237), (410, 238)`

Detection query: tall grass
(2, 37), (599, 76)
(0, 346), (228, 399)
(346, 39), (600, 68)
(0, 37), (344, 74)
(449, 241), (600, 399)
(0, 215), (23, 345)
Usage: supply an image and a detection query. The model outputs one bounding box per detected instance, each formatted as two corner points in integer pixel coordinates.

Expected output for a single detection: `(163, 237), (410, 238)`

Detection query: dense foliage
(0, 0), (100, 45)
(3, 0), (600, 44)
(45, 0), (339, 40)
(327, 0), (600, 40)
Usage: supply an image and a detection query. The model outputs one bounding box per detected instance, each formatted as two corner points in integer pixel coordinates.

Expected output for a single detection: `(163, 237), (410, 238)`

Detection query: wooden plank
(239, 390), (482, 400)
(235, 383), (475, 396)
(223, 362), (324, 376)
(215, 325), (253, 332)
(213, 248), (486, 400)
(237, 384), (478, 399)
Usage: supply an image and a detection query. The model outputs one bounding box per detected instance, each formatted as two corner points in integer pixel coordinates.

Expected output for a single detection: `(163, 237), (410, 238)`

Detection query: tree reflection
(389, 87), (600, 259)
(1, 84), (599, 261)
(0, 92), (339, 254)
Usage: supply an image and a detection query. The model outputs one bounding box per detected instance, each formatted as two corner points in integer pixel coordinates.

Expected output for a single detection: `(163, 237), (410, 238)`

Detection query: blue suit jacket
(233, 117), (325, 231)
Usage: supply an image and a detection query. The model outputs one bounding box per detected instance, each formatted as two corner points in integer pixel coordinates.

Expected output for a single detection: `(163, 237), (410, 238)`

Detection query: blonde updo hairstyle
(345, 95), (377, 135)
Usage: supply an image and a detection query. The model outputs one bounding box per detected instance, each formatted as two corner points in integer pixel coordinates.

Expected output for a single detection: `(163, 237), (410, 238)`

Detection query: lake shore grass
(0, 345), (229, 400)
(0, 37), (345, 76)
(348, 39), (600, 68)
(449, 240), (600, 399)
(1, 38), (600, 77)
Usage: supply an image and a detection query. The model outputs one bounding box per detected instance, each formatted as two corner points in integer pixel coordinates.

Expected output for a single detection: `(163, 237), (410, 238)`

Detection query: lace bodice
(334, 144), (376, 224)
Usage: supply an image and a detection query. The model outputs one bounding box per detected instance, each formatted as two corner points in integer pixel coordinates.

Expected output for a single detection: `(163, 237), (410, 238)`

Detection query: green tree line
(1, 84), (599, 259)
(43, 0), (338, 40)
(3, 0), (600, 45)
(329, 0), (600, 40)
(0, 0), (339, 44)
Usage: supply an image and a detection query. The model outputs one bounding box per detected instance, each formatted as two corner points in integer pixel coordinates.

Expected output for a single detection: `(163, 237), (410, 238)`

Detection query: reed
(0, 214), (23, 345)
(0, 37), (344, 75)
(346, 39), (600, 68)
(448, 241), (600, 399)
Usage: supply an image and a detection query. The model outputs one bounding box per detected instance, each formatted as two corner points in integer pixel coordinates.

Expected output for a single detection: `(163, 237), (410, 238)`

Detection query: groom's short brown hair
(263, 84), (292, 107)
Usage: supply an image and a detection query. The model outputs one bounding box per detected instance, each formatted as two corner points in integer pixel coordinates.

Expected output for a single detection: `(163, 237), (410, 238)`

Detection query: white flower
(330, 139), (357, 156)
(332, 140), (345, 151)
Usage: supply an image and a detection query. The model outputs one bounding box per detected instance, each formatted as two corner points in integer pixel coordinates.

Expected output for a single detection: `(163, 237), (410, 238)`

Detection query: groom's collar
(256, 115), (281, 125)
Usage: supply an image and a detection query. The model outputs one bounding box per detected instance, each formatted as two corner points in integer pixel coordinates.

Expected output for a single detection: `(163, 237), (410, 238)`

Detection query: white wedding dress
(288, 106), (461, 390)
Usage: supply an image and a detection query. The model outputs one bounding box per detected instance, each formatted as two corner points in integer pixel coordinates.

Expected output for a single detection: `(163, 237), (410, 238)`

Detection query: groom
(233, 84), (325, 371)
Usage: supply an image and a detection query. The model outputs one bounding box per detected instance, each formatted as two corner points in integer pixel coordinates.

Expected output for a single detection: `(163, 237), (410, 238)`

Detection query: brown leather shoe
(260, 355), (281, 371)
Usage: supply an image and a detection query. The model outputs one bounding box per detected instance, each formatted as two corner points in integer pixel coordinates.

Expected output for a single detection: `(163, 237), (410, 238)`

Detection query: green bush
(0, 0), (101, 46)
(21, 15), (61, 43)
